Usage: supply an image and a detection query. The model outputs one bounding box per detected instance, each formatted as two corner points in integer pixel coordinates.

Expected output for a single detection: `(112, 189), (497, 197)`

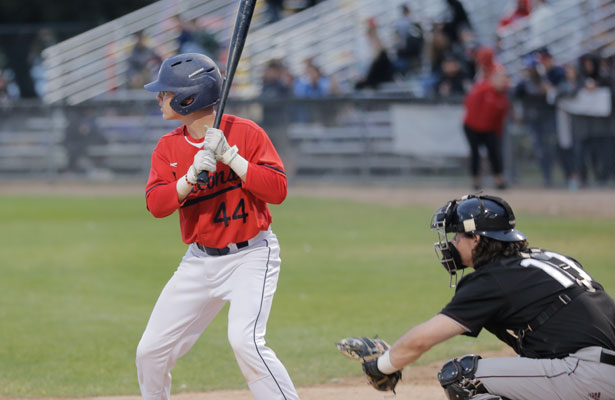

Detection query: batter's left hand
(204, 126), (230, 161)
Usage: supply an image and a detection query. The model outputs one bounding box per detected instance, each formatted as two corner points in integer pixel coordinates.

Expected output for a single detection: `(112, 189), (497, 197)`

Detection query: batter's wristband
(176, 174), (195, 198)
(185, 174), (196, 186)
(377, 350), (399, 374)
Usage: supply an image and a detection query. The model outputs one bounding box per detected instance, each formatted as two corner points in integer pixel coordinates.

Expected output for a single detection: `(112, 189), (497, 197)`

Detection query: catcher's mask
(430, 194), (526, 287)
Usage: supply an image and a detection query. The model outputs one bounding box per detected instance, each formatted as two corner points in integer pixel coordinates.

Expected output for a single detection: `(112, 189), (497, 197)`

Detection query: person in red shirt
(135, 53), (299, 400)
(463, 68), (510, 190)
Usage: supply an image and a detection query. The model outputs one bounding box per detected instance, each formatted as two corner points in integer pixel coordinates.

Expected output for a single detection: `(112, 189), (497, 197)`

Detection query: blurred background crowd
(0, 0), (613, 191)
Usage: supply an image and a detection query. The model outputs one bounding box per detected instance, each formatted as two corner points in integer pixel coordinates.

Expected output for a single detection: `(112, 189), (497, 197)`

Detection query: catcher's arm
(388, 314), (467, 368)
(336, 315), (466, 393)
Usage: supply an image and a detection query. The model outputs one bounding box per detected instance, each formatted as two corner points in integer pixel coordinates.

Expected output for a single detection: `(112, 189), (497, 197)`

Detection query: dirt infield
(1, 181), (614, 218)
(3, 350), (517, 400)
(288, 184), (615, 218)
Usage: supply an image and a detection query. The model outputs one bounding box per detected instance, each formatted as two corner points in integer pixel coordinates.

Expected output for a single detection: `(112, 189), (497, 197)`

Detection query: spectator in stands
(294, 58), (338, 98)
(497, 0), (531, 33)
(436, 54), (471, 97)
(428, 23), (451, 75)
(28, 28), (56, 98)
(265, 0), (284, 24)
(424, 22), (452, 96)
(261, 58), (293, 98)
(292, 58), (340, 123)
(442, 0), (472, 47)
(574, 53), (613, 187)
(599, 55), (615, 88)
(392, 4), (424, 77)
(126, 31), (162, 90)
(513, 53), (557, 187)
(177, 18), (220, 59)
(463, 68), (511, 190)
(259, 58), (294, 174)
(579, 53), (608, 87)
(0, 71), (11, 104)
(354, 17), (395, 90)
(554, 63), (583, 190)
(537, 47), (566, 89)
(457, 26), (479, 76)
(62, 107), (107, 175)
(0, 69), (19, 101)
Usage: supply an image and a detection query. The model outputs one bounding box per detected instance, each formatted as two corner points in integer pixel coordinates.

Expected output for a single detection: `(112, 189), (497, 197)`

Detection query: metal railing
(42, 0), (267, 105)
(497, 0), (615, 80)
(40, 0), (512, 104)
(240, 0), (510, 96)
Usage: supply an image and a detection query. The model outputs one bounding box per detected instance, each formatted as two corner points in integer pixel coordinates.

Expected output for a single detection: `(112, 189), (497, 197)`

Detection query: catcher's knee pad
(438, 354), (488, 400)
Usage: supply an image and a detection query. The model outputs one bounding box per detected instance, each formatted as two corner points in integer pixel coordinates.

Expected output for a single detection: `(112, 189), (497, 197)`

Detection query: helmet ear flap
(170, 89), (203, 115)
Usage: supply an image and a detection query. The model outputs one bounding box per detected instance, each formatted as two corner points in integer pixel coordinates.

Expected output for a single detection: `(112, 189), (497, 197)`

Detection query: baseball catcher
(338, 194), (615, 400)
(337, 337), (402, 393)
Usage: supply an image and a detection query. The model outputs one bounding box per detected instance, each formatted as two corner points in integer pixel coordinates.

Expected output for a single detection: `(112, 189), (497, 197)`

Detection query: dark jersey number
(232, 198), (248, 223)
(214, 199), (249, 227)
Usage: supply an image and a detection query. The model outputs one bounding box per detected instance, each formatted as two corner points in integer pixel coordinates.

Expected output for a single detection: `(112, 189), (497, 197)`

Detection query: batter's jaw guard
(145, 53), (223, 115)
(438, 355), (489, 400)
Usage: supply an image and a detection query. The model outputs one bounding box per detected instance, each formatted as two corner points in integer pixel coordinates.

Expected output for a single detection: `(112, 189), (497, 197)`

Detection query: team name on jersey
(194, 168), (240, 192)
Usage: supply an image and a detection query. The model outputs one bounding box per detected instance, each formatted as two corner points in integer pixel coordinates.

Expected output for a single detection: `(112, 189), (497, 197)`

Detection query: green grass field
(1, 193), (613, 396)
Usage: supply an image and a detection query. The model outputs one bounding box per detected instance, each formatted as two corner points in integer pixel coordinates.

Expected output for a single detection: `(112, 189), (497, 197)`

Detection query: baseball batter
(351, 194), (615, 400)
(135, 53), (299, 400)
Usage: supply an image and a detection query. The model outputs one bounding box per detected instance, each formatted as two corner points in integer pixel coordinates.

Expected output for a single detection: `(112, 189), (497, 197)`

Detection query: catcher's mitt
(337, 337), (402, 393)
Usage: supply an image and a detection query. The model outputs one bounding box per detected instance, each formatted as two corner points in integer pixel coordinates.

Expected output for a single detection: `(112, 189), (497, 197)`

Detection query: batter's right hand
(186, 149), (216, 184)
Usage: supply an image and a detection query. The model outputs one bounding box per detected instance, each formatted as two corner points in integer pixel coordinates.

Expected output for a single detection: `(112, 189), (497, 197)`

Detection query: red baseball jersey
(145, 114), (287, 247)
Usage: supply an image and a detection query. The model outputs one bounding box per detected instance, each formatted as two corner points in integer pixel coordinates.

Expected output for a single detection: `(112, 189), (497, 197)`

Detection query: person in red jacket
(463, 67), (510, 190)
(135, 53), (299, 400)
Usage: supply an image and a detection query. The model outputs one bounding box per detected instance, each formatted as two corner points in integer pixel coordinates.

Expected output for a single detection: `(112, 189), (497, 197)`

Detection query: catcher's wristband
(377, 350), (399, 374)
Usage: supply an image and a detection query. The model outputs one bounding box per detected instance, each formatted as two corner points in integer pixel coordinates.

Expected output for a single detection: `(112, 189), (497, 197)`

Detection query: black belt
(196, 241), (249, 256)
(601, 350), (615, 366)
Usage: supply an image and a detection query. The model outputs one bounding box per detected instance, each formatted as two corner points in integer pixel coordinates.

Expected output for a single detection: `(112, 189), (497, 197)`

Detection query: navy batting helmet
(145, 53), (222, 115)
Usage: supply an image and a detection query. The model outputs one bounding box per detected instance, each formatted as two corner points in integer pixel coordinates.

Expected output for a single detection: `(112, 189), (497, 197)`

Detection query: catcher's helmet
(437, 194), (526, 242)
(430, 194), (526, 285)
(145, 53), (222, 115)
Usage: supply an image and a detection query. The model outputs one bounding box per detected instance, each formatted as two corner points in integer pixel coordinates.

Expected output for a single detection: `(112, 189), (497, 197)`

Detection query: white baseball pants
(136, 229), (299, 400)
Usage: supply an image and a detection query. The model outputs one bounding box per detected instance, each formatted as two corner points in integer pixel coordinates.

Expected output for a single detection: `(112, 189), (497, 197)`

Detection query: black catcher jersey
(440, 248), (615, 358)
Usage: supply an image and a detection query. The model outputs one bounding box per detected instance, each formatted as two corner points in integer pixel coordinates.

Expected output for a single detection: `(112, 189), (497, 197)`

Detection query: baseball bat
(197, 0), (257, 184)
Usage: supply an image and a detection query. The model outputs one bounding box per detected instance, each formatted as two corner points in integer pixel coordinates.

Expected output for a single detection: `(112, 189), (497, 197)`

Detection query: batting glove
(203, 125), (248, 179)
(204, 126), (230, 161)
(186, 149), (217, 184)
